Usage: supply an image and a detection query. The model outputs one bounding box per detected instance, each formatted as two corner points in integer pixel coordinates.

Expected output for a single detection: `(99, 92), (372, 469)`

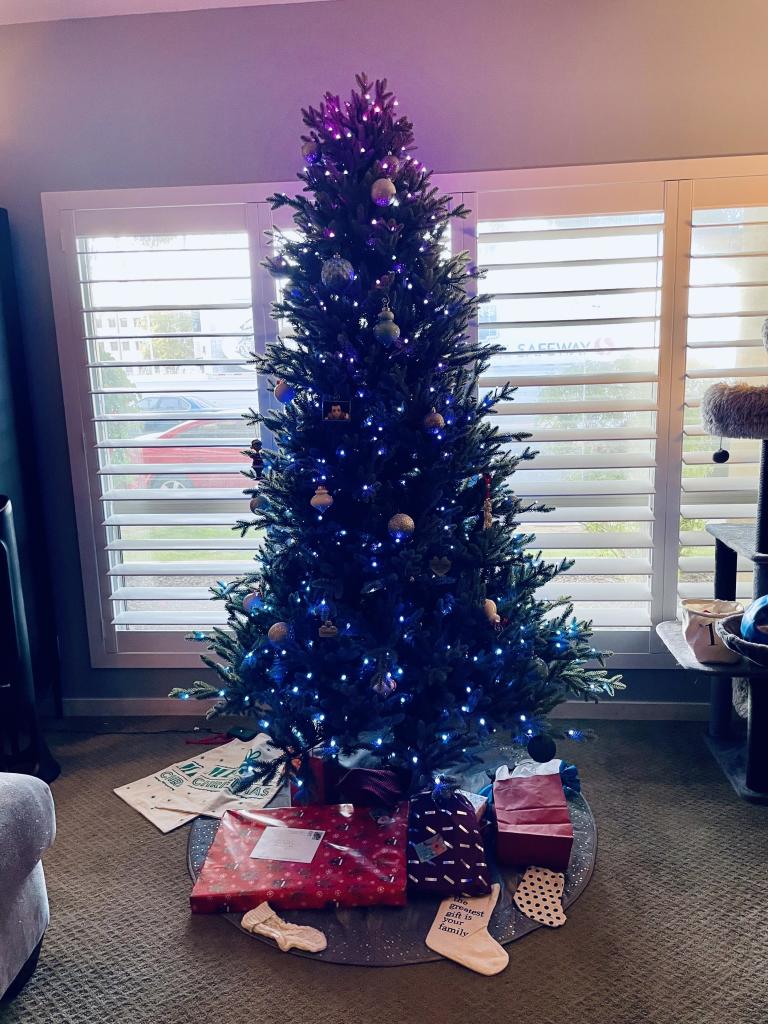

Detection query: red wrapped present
(190, 802), (409, 913)
(493, 773), (573, 872)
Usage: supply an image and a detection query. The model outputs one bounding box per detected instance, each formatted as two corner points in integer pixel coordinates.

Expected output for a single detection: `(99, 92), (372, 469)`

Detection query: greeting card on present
(190, 802), (409, 913)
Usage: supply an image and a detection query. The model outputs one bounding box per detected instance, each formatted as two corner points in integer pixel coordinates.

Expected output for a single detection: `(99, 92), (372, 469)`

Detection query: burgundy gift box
(290, 755), (406, 807)
(190, 802), (409, 913)
(493, 773), (573, 872)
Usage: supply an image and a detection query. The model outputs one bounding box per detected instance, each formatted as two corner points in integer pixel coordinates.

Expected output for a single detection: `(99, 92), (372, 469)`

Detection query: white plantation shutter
(55, 202), (279, 652)
(472, 184), (666, 638)
(678, 179), (768, 605)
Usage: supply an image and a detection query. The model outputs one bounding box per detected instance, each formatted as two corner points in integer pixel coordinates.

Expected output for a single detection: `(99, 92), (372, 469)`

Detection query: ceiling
(0, 0), (330, 25)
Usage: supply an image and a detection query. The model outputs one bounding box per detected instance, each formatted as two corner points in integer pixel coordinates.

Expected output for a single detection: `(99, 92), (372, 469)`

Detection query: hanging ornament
(430, 555), (452, 577)
(248, 439), (264, 479)
(373, 298), (401, 346)
(437, 593), (455, 616)
(381, 155), (400, 176)
(310, 484), (334, 512)
(242, 591), (264, 615)
(274, 379), (296, 404)
(528, 657), (549, 682)
(482, 472), (493, 530)
(372, 671), (397, 696)
(267, 622), (290, 646)
(483, 598), (501, 625)
(713, 437), (730, 464)
(423, 408), (445, 432)
(249, 490), (268, 513)
(371, 177), (397, 207)
(318, 619), (339, 638)
(528, 734), (557, 763)
(301, 139), (320, 165)
(320, 253), (355, 289)
(388, 512), (415, 540)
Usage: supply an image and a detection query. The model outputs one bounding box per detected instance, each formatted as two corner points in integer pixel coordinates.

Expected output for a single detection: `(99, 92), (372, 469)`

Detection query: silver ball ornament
(321, 254), (355, 289)
(371, 177), (397, 207)
(301, 140), (320, 165)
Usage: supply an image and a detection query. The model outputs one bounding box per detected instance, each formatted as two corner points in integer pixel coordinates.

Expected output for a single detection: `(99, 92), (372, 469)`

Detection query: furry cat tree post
(701, 319), (768, 599)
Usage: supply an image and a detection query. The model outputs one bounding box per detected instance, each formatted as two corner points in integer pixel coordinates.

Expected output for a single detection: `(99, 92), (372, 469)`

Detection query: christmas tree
(173, 74), (622, 790)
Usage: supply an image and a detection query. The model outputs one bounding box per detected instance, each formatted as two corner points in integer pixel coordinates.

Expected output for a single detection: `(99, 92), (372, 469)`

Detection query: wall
(1, 0), (765, 706)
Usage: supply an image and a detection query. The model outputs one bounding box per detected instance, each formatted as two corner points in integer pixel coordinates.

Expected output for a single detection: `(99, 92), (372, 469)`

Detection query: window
(42, 161), (768, 666)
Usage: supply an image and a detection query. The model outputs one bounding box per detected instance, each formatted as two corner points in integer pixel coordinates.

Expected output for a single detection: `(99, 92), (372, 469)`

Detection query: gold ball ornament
(483, 598), (501, 625)
(423, 408), (446, 432)
(388, 513), (415, 540)
(371, 177), (397, 207)
(373, 299), (401, 346)
(310, 484), (334, 511)
(267, 621), (289, 646)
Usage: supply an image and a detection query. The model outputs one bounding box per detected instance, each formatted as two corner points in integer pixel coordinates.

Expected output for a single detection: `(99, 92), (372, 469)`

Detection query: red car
(130, 419), (251, 491)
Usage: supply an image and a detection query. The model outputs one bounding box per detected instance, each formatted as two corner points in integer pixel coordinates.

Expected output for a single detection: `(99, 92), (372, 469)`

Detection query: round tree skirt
(186, 765), (597, 967)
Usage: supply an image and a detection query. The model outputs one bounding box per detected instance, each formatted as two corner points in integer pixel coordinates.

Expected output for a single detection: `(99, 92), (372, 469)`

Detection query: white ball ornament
(371, 177), (397, 207)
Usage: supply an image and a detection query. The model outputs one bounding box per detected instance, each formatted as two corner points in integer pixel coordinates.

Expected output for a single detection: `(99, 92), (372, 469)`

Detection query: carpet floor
(1, 718), (766, 1024)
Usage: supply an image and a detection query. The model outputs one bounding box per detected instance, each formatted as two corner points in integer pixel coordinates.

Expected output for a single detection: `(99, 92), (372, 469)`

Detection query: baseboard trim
(552, 700), (709, 721)
(60, 697), (710, 722)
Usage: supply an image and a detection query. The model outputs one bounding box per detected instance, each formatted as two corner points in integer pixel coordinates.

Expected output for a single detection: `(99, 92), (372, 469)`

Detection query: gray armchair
(0, 772), (55, 1000)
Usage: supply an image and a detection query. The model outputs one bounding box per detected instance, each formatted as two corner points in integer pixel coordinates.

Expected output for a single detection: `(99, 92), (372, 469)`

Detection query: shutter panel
(476, 193), (665, 630)
(73, 208), (261, 630)
(679, 198), (768, 605)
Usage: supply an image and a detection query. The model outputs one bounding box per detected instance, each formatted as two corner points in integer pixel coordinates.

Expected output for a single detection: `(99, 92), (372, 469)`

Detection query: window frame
(42, 157), (768, 668)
